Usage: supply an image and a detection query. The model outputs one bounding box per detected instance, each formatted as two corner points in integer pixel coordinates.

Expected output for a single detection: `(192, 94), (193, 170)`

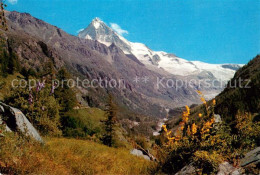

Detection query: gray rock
(0, 102), (43, 143)
(214, 114), (222, 123)
(0, 105), (4, 113)
(240, 147), (260, 167)
(130, 149), (150, 160)
(175, 163), (196, 175)
(231, 170), (241, 175)
(175, 161), (242, 175)
(217, 161), (241, 175)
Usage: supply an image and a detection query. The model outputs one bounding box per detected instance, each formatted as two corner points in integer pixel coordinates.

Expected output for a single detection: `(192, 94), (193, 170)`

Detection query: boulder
(175, 161), (242, 175)
(217, 161), (242, 175)
(214, 114), (222, 123)
(130, 149), (150, 160)
(240, 147), (260, 167)
(0, 102), (43, 143)
(175, 163), (196, 175)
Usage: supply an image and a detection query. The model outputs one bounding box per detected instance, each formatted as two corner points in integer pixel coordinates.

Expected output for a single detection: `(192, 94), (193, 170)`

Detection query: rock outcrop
(130, 149), (151, 160)
(240, 147), (260, 167)
(0, 102), (43, 143)
(130, 148), (156, 161)
(175, 163), (196, 175)
(217, 162), (241, 175)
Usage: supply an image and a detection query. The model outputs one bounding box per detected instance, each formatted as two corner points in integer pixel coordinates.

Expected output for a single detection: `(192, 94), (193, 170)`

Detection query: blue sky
(5, 0), (260, 64)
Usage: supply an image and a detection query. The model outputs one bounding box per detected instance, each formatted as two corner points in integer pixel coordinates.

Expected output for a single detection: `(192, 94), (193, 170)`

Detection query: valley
(0, 1), (259, 174)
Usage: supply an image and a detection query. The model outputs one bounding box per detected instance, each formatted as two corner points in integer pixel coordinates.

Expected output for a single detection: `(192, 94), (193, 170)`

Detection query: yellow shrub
(193, 150), (224, 174)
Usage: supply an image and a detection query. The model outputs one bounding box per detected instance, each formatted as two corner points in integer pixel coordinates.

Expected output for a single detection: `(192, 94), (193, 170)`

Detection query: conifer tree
(54, 68), (77, 112)
(102, 94), (118, 147)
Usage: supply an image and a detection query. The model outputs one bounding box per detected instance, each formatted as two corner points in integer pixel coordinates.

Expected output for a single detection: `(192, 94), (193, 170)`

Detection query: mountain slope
(215, 54), (260, 122)
(4, 11), (207, 119)
(167, 54), (260, 129)
(78, 18), (242, 81)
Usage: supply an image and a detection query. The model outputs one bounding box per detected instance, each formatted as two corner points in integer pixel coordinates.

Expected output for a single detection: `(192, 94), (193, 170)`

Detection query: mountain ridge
(2, 11), (245, 119)
(4, 10), (210, 118)
(79, 17), (243, 81)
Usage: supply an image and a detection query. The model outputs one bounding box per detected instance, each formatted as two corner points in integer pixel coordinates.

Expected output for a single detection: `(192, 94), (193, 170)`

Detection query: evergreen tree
(20, 67), (37, 80)
(0, 50), (8, 77)
(6, 52), (15, 74)
(0, 45), (20, 77)
(101, 94), (118, 147)
(54, 68), (77, 112)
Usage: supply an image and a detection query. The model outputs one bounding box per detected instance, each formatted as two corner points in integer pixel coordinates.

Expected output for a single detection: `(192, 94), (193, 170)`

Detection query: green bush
(4, 82), (61, 136)
(60, 109), (104, 139)
(0, 49), (20, 77)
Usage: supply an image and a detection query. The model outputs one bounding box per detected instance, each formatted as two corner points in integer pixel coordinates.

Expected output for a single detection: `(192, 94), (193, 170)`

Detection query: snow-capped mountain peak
(91, 17), (103, 29)
(78, 18), (132, 53)
(78, 18), (243, 81)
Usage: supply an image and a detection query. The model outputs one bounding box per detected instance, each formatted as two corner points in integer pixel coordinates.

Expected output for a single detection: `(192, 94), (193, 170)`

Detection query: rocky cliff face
(0, 30), (64, 72)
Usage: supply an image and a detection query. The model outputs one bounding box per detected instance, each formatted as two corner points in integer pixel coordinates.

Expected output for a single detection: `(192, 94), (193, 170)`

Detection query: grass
(62, 108), (131, 148)
(0, 73), (22, 100)
(0, 135), (154, 175)
(69, 108), (106, 125)
(61, 108), (106, 139)
(46, 137), (153, 174)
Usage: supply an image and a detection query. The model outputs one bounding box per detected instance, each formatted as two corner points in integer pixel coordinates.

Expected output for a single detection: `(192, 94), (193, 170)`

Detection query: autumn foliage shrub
(159, 91), (260, 174)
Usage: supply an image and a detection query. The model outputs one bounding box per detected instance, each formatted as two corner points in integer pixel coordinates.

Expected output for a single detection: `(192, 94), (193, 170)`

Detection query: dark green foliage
(0, 49), (20, 77)
(60, 112), (102, 138)
(0, 50), (8, 77)
(54, 68), (77, 112)
(101, 94), (118, 147)
(162, 144), (195, 174)
(27, 68), (37, 78)
(215, 55), (260, 123)
(38, 41), (50, 57)
(61, 115), (90, 138)
(2, 63), (78, 136)
(4, 81), (61, 136)
(20, 67), (37, 80)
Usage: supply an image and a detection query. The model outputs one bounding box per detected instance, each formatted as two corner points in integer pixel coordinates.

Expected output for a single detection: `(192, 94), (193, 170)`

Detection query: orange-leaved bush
(159, 91), (222, 174)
